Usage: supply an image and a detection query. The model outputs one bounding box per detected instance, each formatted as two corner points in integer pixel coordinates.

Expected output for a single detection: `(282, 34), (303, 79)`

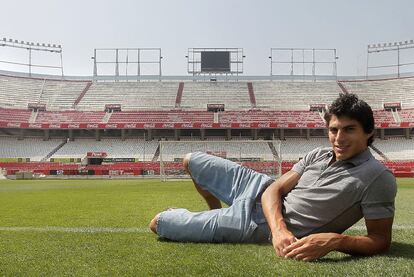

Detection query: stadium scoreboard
(201, 51), (230, 72)
(187, 48), (244, 75)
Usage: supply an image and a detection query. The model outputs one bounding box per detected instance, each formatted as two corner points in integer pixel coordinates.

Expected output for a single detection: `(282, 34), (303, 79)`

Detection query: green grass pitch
(0, 178), (413, 276)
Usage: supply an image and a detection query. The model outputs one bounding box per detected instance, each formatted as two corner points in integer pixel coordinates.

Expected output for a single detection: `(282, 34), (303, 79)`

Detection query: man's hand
(272, 229), (297, 257)
(280, 218), (393, 261)
(282, 233), (341, 261)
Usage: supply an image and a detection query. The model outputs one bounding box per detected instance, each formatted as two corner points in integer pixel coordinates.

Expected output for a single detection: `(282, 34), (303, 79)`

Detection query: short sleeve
(291, 147), (323, 175)
(361, 170), (397, 220)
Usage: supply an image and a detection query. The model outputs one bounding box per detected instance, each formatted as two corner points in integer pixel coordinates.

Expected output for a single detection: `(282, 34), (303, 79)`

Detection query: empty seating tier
(35, 111), (106, 124)
(180, 82), (251, 110)
(0, 108), (31, 123)
(2, 137), (409, 162)
(0, 74), (90, 110)
(339, 77), (414, 109)
(53, 139), (159, 161)
(252, 81), (342, 110)
(76, 82), (179, 111)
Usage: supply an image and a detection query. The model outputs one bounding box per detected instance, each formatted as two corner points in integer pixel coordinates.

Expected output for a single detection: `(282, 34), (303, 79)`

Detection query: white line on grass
(0, 225), (413, 233)
(0, 226), (151, 233)
(349, 225), (414, 231)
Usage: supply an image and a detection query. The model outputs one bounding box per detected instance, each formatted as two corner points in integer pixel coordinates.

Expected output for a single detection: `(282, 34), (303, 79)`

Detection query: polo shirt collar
(330, 148), (372, 166)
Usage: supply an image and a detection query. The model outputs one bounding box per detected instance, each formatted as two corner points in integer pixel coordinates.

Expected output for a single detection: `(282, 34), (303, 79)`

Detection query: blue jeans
(156, 152), (273, 243)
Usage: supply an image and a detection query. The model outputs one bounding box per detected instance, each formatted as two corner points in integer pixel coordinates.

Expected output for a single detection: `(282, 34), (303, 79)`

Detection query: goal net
(159, 140), (282, 180)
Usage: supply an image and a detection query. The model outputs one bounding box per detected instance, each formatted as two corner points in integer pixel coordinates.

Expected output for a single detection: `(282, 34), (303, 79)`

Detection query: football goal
(159, 140), (282, 180)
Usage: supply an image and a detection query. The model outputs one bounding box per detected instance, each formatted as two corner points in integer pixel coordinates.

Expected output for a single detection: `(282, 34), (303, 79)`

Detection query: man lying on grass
(149, 93), (397, 261)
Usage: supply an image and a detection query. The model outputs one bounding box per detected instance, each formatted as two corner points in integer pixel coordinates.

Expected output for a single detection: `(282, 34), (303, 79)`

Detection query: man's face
(328, 115), (372, 161)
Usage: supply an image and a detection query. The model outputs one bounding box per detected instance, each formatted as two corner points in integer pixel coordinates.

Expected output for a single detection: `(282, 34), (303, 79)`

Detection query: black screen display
(201, 51), (230, 72)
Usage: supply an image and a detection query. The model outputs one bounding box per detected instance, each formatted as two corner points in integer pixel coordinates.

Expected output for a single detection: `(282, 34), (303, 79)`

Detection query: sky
(1, 0), (414, 77)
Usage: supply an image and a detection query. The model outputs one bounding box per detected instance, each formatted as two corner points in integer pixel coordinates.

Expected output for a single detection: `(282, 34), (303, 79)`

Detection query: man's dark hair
(324, 93), (375, 146)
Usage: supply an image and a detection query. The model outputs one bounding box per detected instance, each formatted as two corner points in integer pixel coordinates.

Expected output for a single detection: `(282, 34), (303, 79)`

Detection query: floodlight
(1, 36), (64, 76)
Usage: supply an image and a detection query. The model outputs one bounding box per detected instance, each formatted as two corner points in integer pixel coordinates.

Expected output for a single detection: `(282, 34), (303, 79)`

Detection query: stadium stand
(371, 137), (414, 161)
(252, 80), (342, 110)
(399, 109), (414, 123)
(76, 82), (179, 111)
(159, 140), (275, 162)
(108, 110), (213, 124)
(373, 110), (396, 124)
(0, 107), (31, 123)
(218, 110), (323, 125)
(281, 138), (330, 161)
(0, 74), (90, 110)
(38, 79), (91, 110)
(180, 82), (251, 109)
(35, 111), (106, 124)
(0, 74), (44, 109)
(339, 77), (414, 109)
(73, 81), (92, 106)
(1, 136), (403, 163)
(1, 69), (413, 178)
(52, 138), (159, 161)
(0, 137), (63, 161)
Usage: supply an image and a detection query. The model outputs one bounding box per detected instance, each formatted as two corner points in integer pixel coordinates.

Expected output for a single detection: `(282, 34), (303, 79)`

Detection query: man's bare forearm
(337, 218), (393, 256)
(261, 171), (299, 233)
(337, 233), (391, 255)
(283, 218), (393, 261)
(261, 181), (288, 234)
(261, 171), (301, 256)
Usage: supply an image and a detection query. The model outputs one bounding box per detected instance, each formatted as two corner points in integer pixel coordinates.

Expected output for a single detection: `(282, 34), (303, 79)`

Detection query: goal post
(159, 140), (282, 181)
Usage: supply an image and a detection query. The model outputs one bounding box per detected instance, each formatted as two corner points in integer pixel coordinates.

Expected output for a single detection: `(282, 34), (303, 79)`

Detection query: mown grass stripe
(0, 226), (150, 233)
(0, 225), (412, 233)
